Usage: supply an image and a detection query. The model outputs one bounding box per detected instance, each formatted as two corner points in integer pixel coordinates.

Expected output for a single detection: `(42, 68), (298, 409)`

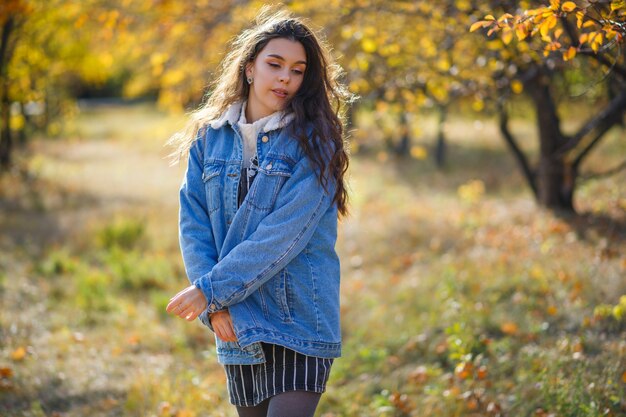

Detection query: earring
(247, 76), (254, 85)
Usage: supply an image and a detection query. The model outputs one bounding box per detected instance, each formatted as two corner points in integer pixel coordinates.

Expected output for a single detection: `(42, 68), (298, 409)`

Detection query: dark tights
(235, 390), (322, 417)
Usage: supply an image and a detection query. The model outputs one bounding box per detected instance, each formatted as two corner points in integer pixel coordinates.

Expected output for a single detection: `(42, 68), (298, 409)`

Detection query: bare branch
(556, 89), (626, 158)
(579, 159), (626, 182)
(497, 100), (538, 197)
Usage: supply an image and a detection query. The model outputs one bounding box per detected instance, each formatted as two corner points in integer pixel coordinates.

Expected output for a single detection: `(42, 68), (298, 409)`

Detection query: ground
(1, 103), (625, 417)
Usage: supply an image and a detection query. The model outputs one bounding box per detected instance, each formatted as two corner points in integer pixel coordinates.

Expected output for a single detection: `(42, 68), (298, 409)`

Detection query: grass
(0, 102), (625, 416)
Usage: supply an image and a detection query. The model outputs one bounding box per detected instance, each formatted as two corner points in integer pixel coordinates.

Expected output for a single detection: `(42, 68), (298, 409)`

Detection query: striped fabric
(224, 342), (334, 407)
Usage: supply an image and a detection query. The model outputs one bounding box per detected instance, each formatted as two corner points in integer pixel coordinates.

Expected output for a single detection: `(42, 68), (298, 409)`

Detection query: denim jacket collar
(209, 101), (295, 133)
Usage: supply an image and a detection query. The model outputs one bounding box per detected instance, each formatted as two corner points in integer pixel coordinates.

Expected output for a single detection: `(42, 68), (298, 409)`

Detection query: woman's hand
(166, 285), (208, 321)
(210, 310), (238, 342)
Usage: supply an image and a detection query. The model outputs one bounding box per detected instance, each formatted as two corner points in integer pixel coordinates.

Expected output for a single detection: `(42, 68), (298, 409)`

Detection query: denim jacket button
(262, 135), (269, 143)
(209, 303), (216, 310)
(266, 163), (272, 169)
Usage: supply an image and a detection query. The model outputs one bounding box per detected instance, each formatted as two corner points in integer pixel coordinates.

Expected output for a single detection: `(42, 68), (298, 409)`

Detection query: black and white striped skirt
(223, 342), (334, 407)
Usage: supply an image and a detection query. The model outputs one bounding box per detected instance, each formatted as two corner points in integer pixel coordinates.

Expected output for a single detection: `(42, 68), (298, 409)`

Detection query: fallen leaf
(408, 365), (429, 384)
(477, 365), (488, 380)
(455, 362), (474, 380)
(501, 322), (519, 335)
(127, 334), (140, 345)
(11, 347), (26, 361)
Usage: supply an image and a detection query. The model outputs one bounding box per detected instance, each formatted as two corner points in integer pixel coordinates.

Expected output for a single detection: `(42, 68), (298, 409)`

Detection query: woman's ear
(245, 62), (253, 78)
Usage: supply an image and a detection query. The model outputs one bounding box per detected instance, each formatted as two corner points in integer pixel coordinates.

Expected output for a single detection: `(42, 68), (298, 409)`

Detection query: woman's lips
(272, 89), (288, 99)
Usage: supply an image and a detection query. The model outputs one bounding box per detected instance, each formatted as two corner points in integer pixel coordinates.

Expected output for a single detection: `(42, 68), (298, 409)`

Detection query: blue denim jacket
(178, 102), (342, 365)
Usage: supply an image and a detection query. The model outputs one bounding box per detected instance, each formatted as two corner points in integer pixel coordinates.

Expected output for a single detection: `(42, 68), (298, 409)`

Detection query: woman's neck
(244, 98), (274, 123)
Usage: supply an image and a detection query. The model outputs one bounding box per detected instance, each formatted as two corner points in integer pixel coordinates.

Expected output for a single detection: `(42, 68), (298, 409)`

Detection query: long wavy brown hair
(167, 8), (354, 218)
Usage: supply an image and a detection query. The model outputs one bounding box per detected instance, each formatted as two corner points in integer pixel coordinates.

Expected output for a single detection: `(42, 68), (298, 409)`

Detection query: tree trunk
(525, 69), (576, 212)
(396, 110), (411, 155)
(0, 17), (15, 170)
(0, 89), (10, 169)
(434, 104), (447, 168)
(17, 101), (27, 147)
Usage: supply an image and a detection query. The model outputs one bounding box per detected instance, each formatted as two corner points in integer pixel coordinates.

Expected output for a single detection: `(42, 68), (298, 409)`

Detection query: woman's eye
(268, 62), (280, 68)
(292, 69), (304, 75)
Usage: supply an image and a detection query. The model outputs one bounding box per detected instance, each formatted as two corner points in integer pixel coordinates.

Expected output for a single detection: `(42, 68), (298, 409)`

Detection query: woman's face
(245, 37), (307, 121)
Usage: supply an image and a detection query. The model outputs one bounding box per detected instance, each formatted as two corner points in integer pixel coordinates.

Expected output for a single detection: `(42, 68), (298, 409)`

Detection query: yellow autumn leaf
(595, 32), (604, 44)
(502, 27), (514, 44)
(361, 38), (377, 53)
(591, 32), (603, 52)
(606, 29), (618, 40)
(576, 11), (584, 28)
(582, 20), (596, 28)
(562, 1), (577, 12)
(472, 98), (484, 112)
(547, 15), (558, 29)
(498, 13), (514, 22)
(611, 0), (625, 12)
(511, 79), (524, 94)
(579, 33), (589, 44)
(470, 21), (488, 32)
(540, 19), (551, 37)
(515, 25), (528, 41)
(563, 46), (577, 61)
(550, 0), (560, 10)
(484, 14), (495, 21)
(410, 146), (427, 160)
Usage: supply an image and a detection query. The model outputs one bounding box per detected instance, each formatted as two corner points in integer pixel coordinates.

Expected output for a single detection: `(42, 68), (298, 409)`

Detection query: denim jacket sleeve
(179, 137), (220, 328)
(192, 152), (337, 313)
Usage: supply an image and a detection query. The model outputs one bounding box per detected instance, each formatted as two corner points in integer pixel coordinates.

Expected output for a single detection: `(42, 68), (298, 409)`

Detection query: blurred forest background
(1, 0), (625, 416)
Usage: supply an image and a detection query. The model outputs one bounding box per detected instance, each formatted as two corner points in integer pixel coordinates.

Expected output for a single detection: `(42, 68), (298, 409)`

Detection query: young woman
(165, 9), (352, 417)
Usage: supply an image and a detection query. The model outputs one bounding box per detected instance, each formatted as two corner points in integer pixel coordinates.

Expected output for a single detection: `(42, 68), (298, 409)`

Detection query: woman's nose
(279, 71), (290, 84)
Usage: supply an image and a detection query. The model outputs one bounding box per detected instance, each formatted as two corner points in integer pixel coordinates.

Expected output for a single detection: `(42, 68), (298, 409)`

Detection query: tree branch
(561, 16), (626, 82)
(573, 121), (624, 172)
(497, 100), (538, 197)
(579, 159), (626, 182)
(556, 89), (626, 158)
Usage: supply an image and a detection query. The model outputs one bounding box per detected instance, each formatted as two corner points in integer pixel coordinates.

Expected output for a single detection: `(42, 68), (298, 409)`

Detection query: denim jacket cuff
(193, 275), (222, 313)
(198, 308), (215, 332)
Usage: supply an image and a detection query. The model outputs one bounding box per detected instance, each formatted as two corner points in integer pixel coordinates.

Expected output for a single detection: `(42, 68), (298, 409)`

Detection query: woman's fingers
(225, 314), (237, 340)
(168, 295), (237, 340)
(165, 299), (179, 313)
(213, 314), (237, 342)
(216, 323), (235, 342)
(183, 309), (197, 321)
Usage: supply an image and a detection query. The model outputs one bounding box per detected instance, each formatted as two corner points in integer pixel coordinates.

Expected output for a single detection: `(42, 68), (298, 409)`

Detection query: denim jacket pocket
(202, 162), (223, 213)
(248, 156), (293, 211)
(276, 268), (294, 323)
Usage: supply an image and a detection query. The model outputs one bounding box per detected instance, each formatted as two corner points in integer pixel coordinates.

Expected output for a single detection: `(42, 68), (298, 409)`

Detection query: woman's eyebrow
(266, 54), (307, 65)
